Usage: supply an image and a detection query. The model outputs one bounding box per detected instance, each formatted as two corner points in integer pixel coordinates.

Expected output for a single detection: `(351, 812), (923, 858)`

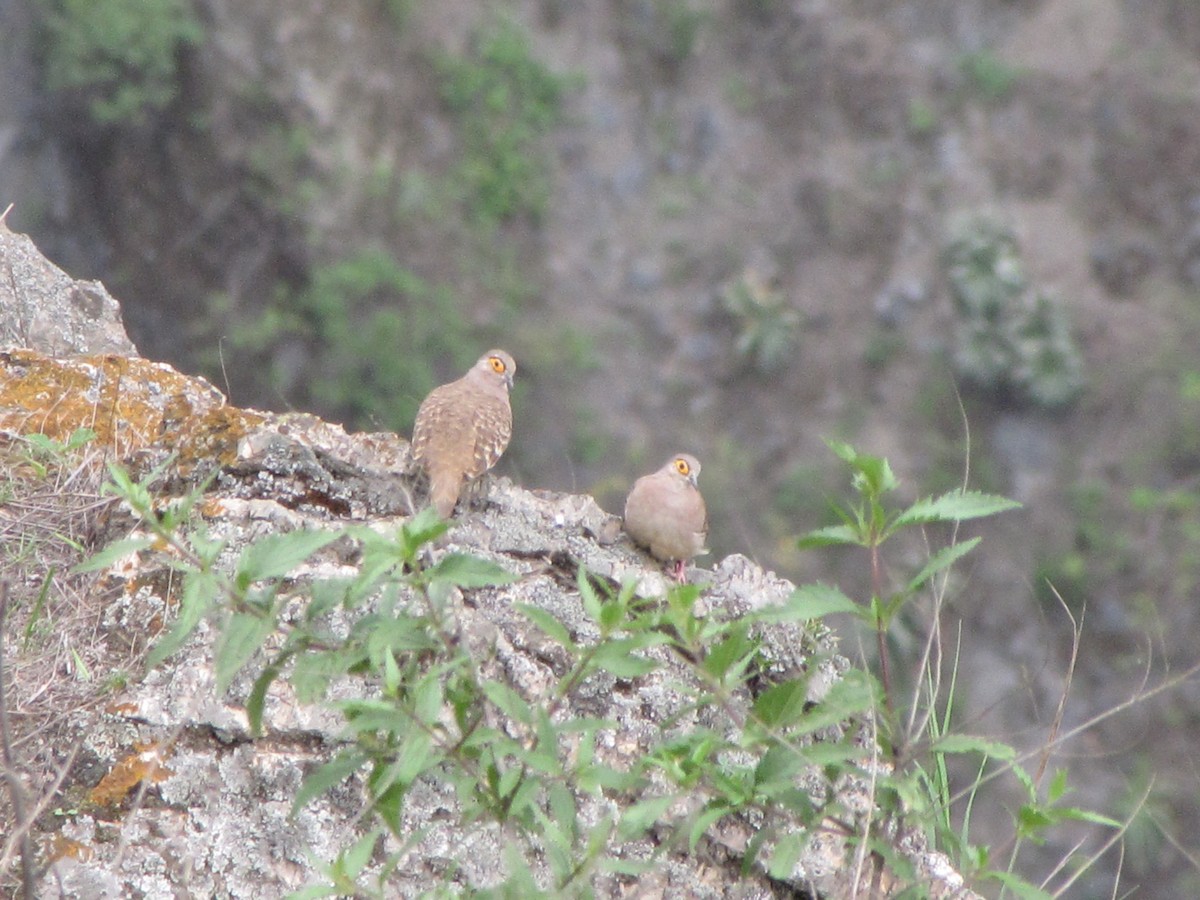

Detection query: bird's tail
(429, 469), (463, 519)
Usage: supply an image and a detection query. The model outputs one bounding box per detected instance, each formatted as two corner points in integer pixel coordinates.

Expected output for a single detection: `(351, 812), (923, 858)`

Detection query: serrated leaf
(1053, 805), (1122, 828)
(292, 751), (366, 815)
(382, 649), (401, 696)
(343, 828), (382, 877)
(516, 603), (575, 650)
(578, 568), (603, 625)
(688, 803), (731, 852)
(482, 681), (534, 726)
(400, 505), (449, 557)
(236, 530), (340, 585)
(793, 671), (879, 733)
(931, 733), (1017, 760)
(701, 624), (755, 682)
(763, 583), (860, 622)
(145, 571), (218, 669)
(373, 780), (406, 834)
(549, 783), (578, 844)
(752, 679), (808, 728)
(905, 537), (981, 594)
(754, 744), (806, 787)
(767, 832), (805, 879)
(797, 524), (862, 549)
(593, 637), (660, 677)
(214, 610), (276, 694)
(893, 490), (1020, 527)
(617, 795), (675, 840)
(982, 872), (1053, 900)
(71, 536), (154, 574)
(427, 552), (515, 587)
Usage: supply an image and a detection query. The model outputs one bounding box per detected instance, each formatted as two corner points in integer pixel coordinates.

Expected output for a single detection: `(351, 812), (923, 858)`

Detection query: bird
(410, 349), (515, 519)
(623, 453), (709, 583)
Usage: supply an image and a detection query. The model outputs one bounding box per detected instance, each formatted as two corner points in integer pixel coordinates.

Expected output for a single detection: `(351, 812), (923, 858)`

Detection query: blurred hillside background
(4, 0), (1200, 893)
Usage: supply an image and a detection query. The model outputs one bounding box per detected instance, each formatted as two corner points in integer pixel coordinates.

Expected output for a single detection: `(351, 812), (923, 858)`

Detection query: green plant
(721, 267), (801, 373)
(436, 19), (574, 224)
(39, 0), (204, 124)
(230, 249), (473, 429)
(943, 216), (1085, 409)
(798, 441), (1131, 893)
(958, 50), (1021, 103)
(67, 440), (1140, 896)
(906, 98), (938, 137)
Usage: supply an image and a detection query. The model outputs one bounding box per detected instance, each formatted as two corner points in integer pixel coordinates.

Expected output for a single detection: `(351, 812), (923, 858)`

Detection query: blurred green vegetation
(38, 0), (203, 124)
(957, 49), (1021, 104)
(210, 16), (578, 431)
(720, 268), (801, 374)
(436, 18), (575, 225)
(228, 249), (472, 429)
(943, 216), (1085, 409)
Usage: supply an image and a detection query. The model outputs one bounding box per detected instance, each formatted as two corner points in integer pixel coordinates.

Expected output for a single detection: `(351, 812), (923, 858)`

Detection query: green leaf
(71, 536), (154, 574)
(293, 750), (366, 815)
(548, 783), (578, 844)
(482, 681), (534, 726)
(373, 780), (407, 834)
(983, 871), (1054, 899)
(754, 744), (806, 787)
(1051, 806), (1122, 829)
(793, 671), (878, 733)
(752, 679), (809, 728)
(286, 885), (341, 900)
(688, 803), (731, 852)
(767, 583), (860, 621)
(247, 658), (287, 736)
(592, 637), (661, 677)
(400, 506), (449, 558)
(342, 828), (382, 877)
(931, 733), (1017, 760)
(236, 529), (341, 586)
(767, 832), (805, 879)
(578, 568), (603, 625)
(145, 571), (218, 669)
(214, 610), (276, 693)
(617, 795), (675, 840)
(516, 603), (575, 650)
(893, 489), (1020, 527)
(797, 524), (862, 549)
(905, 537), (981, 593)
(427, 552), (516, 587)
(701, 624), (755, 682)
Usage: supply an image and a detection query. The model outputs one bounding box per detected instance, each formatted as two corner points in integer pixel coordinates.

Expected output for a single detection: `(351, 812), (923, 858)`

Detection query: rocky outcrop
(0, 229), (977, 897)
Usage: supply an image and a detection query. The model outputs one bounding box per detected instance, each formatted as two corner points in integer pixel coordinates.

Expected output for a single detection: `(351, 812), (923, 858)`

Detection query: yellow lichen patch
(175, 404), (266, 475)
(45, 834), (95, 863)
(0, 349), (249, 463)
(86, 740), (175, 808)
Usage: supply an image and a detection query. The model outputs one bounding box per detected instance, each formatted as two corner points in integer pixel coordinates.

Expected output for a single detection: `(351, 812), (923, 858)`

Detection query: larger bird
(624, 453), (709, 583)
(411, 349), (515, 519)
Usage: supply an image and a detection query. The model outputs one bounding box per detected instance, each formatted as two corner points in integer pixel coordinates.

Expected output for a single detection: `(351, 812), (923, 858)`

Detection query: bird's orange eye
(675, 458), (690, 476)
(489, 356), (506, 374)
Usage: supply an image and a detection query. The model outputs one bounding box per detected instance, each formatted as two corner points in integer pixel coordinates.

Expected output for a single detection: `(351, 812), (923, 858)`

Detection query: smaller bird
(411, 349), (515, 519)
(623, 453), (709, 583)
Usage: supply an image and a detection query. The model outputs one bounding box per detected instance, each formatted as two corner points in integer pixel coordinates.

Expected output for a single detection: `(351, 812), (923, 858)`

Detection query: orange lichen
(0, 350), (263, 469)
(45, 834), (94, 863)
(86, 740), (175, 808)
